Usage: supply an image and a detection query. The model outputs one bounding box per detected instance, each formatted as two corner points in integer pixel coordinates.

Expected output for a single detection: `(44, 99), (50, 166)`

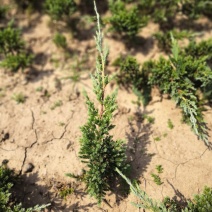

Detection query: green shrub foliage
(138, 0), (180, 28)
(0, 165), (49, 212)
(108, 0), (147, 38)
(0, 5), (9, 19)
(45, 0), (77, 21)
(0, 22), (32, 72)
(69, 3), (129, 204)
(184, 39), (212, 101)
(154, 30), (193, 53)
(149, 36), (212, 147)
(114, 55), (151, 106)
(182, 0), (212, 19)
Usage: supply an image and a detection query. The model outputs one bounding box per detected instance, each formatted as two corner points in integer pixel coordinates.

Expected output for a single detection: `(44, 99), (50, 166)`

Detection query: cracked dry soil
(0, 6), (212, 212)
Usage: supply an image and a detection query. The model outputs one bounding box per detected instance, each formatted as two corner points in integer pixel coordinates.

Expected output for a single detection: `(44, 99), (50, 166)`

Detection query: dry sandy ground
(0, 3), (212, 212)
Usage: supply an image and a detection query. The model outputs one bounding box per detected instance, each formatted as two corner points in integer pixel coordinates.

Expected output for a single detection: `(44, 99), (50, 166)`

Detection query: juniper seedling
(67, 2), (129, 204)
(149, 35), (212, 147)
(151, 173), (163, 186)
(12, 93), (26, 104)
(53, 33), (67, 49)
(155, 165), (163, 174)
(167, 119), (174, 130)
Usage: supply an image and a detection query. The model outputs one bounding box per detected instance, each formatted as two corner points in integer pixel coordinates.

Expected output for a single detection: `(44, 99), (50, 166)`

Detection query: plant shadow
(111, 106), (155, 205)
(12, 171), (98, 211)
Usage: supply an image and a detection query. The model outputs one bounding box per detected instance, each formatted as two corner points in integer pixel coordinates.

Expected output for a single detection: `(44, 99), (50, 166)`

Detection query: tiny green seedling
(151, 173), (163, 186)
(36, 86), (43, 92)
(167, 119), (174, 129)
(154, 136), (161, 142)
(12, 93), (26, 104)
(156, 165), (163, 174)
(53, 33), (67, 49)
(143, 114), (155, 124)
(59, 185), (74, 200)
(50, 100), (62, 110)
(58, 122), (65, 127)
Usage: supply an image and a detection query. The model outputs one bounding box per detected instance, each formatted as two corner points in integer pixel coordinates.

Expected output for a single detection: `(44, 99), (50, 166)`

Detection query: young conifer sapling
(67, 2), (129, 204)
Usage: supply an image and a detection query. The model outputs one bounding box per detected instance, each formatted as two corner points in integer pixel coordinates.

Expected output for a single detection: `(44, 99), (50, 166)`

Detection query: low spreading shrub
(45, 0), (77, 21)
(138, 0), (180, 29)
(0, 165), (49, 211)
(114, 55), (151, 106)
(182, 0), (212, 19)
(149, 36), (212, 146)
(0, 22), (32, 72)
(108, 0), (147, 39)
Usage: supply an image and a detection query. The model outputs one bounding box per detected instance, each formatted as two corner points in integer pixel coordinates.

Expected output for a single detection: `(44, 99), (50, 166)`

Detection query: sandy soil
(0, 2), (212, 211)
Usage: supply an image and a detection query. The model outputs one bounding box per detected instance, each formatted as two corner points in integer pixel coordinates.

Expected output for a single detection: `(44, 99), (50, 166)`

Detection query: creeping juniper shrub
(108, 0), (147, 39)
(182, 0), (212, 19)
(0, 22), (32, 72)
(45, 0), (77, 21)
(114, 55), (151, 106)
(67, 2), (129, 204)
(184, 39), (212, 65)
(184, 39), (212, 102)
(154, 30), (193, 53)
(187, 186), (212, 211)
(149, 36), (212, 147)
(138, 0), (180, 29)
(0, 165), (50, 212)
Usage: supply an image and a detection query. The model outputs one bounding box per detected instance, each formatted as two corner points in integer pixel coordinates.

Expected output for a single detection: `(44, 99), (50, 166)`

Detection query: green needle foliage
(182, 0), (212, 19)
(149, 35), (212, 147)
(138, 0), (180, 28)
(0, 165), (50, 212)
(45, 0), (77, 21)
(0, 21), (32, 72)
(108, 0), (147, 39)
(53, 33), (67, 49)
(154, 29), (193, 53)
(68, 2), (129, 204)
(113, 55), (151, 106)
(0, 5), (9, 19)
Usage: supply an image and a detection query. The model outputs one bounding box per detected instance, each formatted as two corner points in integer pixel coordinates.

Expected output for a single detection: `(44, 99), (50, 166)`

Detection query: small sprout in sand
(50, 100), (63, 110)
(53, 33), (67, 49)
(156, 165), (163, 174)
(59, 185), (74, 200)
(58, 122), (65, 127)
(151, 173), (163, 186)
(154, 136), (161, 142)
(12, 93), (26, 104)
(168, 119), (174, 129)
(36, 86), (44, 92)
(143, 114), (155, 124)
